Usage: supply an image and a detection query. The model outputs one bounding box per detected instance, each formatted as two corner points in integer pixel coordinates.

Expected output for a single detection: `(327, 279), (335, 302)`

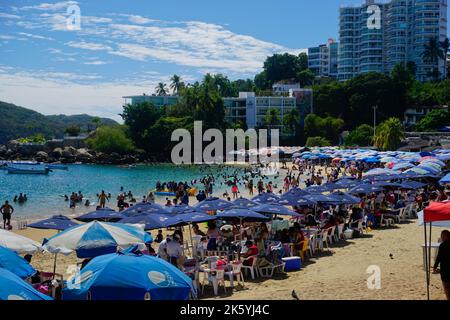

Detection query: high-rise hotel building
(338, 0), (448, 82)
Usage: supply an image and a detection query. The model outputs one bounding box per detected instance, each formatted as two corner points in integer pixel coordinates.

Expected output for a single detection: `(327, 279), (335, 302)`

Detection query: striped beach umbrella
(0, 229), (41, 253)
(42, 221), (153, 258)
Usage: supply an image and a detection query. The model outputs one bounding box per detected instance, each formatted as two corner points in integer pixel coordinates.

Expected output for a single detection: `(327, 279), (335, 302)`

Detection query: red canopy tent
(423, 201), (450, 300)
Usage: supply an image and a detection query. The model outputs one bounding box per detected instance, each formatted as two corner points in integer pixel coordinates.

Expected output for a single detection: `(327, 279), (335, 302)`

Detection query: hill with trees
(0, 101), (117, 144)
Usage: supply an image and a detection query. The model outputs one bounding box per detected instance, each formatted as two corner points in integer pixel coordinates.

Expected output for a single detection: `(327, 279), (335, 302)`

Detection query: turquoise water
(0, 164), (277, 218)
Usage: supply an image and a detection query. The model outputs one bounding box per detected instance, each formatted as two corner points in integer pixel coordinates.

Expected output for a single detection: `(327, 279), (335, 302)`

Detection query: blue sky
(0, 0), (448, 121)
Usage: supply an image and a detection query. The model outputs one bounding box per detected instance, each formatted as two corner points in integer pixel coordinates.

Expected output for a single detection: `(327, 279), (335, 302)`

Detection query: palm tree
(155, 82), (168, 96)
(283, 108), (299, 135)
(374, 117), (405, 151)
(422, 37), (445, 81)
(170, 74), (184, 95)
(264, 108), (281, 132)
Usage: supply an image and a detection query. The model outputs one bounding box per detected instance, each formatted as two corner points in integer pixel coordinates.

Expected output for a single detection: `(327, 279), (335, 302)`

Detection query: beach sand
(9, 164), (450, 300)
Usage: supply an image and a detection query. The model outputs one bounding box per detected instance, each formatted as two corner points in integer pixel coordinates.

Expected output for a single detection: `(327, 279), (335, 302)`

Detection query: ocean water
(0, 163), (281, 218)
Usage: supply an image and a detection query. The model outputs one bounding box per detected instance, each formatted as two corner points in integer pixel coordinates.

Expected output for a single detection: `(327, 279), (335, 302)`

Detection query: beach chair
(327, 226), (337, 244)
(337, 223), (345, 240)
(201, 267), (226, 296)
(308, 234), (316, 256)
(379, 215), (395, 228)
(240, 255), (259, 280)
(317, 229), (330, 251)
(225, 261), (245, 288)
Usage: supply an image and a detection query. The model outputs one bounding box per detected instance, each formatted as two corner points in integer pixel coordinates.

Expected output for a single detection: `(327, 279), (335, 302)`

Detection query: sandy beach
(8, 162), (448, 301)
(13, 218), (448, 300)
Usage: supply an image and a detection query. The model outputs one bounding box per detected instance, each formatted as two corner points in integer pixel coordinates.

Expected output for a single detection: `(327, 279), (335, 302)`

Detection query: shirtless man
(98, 190), (109, 208)
(0, 200), (14, 229)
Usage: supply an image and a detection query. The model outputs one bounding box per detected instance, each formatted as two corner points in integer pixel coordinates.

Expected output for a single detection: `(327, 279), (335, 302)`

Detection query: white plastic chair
(327, 226), (337, 244)
(337, 223), (345, 240)
(241, 255), (259, 280)
(225, 261), (245, 288)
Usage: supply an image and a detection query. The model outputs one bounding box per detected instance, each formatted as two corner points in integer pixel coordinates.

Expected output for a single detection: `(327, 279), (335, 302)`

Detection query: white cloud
(0, 13), (21, 19)
(66, 41), (112, 51)
(17, 32), (54, 40)
(123, 14), (157, 25)
(84, 60), (108, 65)
(20, 1), (78, 11)
(0, 67), (176, 121)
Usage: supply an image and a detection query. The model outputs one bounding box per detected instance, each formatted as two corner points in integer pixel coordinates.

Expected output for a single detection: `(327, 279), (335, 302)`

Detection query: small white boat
(6, 164), (50, 175)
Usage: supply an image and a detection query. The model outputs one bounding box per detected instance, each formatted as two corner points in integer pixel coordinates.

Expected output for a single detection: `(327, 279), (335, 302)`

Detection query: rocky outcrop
(0, 139), (144, 164)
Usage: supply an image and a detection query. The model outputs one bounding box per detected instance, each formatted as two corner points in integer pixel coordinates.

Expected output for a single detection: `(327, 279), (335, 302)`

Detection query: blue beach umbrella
(120, 213), (179, 231)
(63, 249), (194, 300)
(167, 212), (217, 226)
(28, 215), (78, 231)
(278, 193), (315, 207)
(348, 184), (385, 195)
(217, 208), (270, 221)
(42, 221), (153, 258)
(166, 204), (199, 214)
(440, 173), (450, 184)
(398, 180), (427, 189)
(252, 204), (302, 217)
(304, 193), (341, 204)
(231, 198), (259, 208)
(306, 183), (337, 193)
(0, 246), (36, 279)
(333, 178), (361, 189)
(327, 192), (361, 205)
(0, 268), (52, 300)
(75, 208), (125, 222)
(193, 197), (232, 212)
(121, 202), (170, 217)
(251, 192), (280, 204)
(392, 162), (414, 171)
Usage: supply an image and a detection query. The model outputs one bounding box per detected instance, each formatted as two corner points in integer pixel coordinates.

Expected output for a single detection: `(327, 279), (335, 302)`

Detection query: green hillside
(0, 101), (118, 144)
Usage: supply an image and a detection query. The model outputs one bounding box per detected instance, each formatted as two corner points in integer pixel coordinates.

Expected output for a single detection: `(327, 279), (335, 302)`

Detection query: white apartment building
(338, 0), (448, 82)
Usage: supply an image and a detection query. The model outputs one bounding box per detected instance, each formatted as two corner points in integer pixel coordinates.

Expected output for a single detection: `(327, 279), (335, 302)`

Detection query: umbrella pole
(52, 253), (58, 280)
(188, 223), (194, 258)
(423, 223), (429, 300)
(428, 222), (433, 301)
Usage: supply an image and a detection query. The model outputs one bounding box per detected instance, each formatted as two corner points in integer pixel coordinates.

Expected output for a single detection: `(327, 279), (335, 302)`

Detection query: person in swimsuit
(97, 190), (109, 208)
(1, 201), (14, 229)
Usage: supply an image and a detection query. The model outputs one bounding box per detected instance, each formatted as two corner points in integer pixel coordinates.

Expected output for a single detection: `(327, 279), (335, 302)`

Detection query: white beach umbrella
(42, 221), (152, 258)
(0, 229), (42, 253)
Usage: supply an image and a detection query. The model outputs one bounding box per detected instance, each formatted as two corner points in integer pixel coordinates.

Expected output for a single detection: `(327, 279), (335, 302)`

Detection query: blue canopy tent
(251, 192), (280, 204)
(0, 268), (52, 300)
(28, 215), (78, 231)
(75, 208), (125, 222)
(193, 197), (232, 212)
(0, 246), (36, 279)
(63, 249), (194, 300)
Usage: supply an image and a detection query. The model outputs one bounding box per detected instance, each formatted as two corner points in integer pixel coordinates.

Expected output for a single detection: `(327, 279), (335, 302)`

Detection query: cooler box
(282, 256), (301, 272)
